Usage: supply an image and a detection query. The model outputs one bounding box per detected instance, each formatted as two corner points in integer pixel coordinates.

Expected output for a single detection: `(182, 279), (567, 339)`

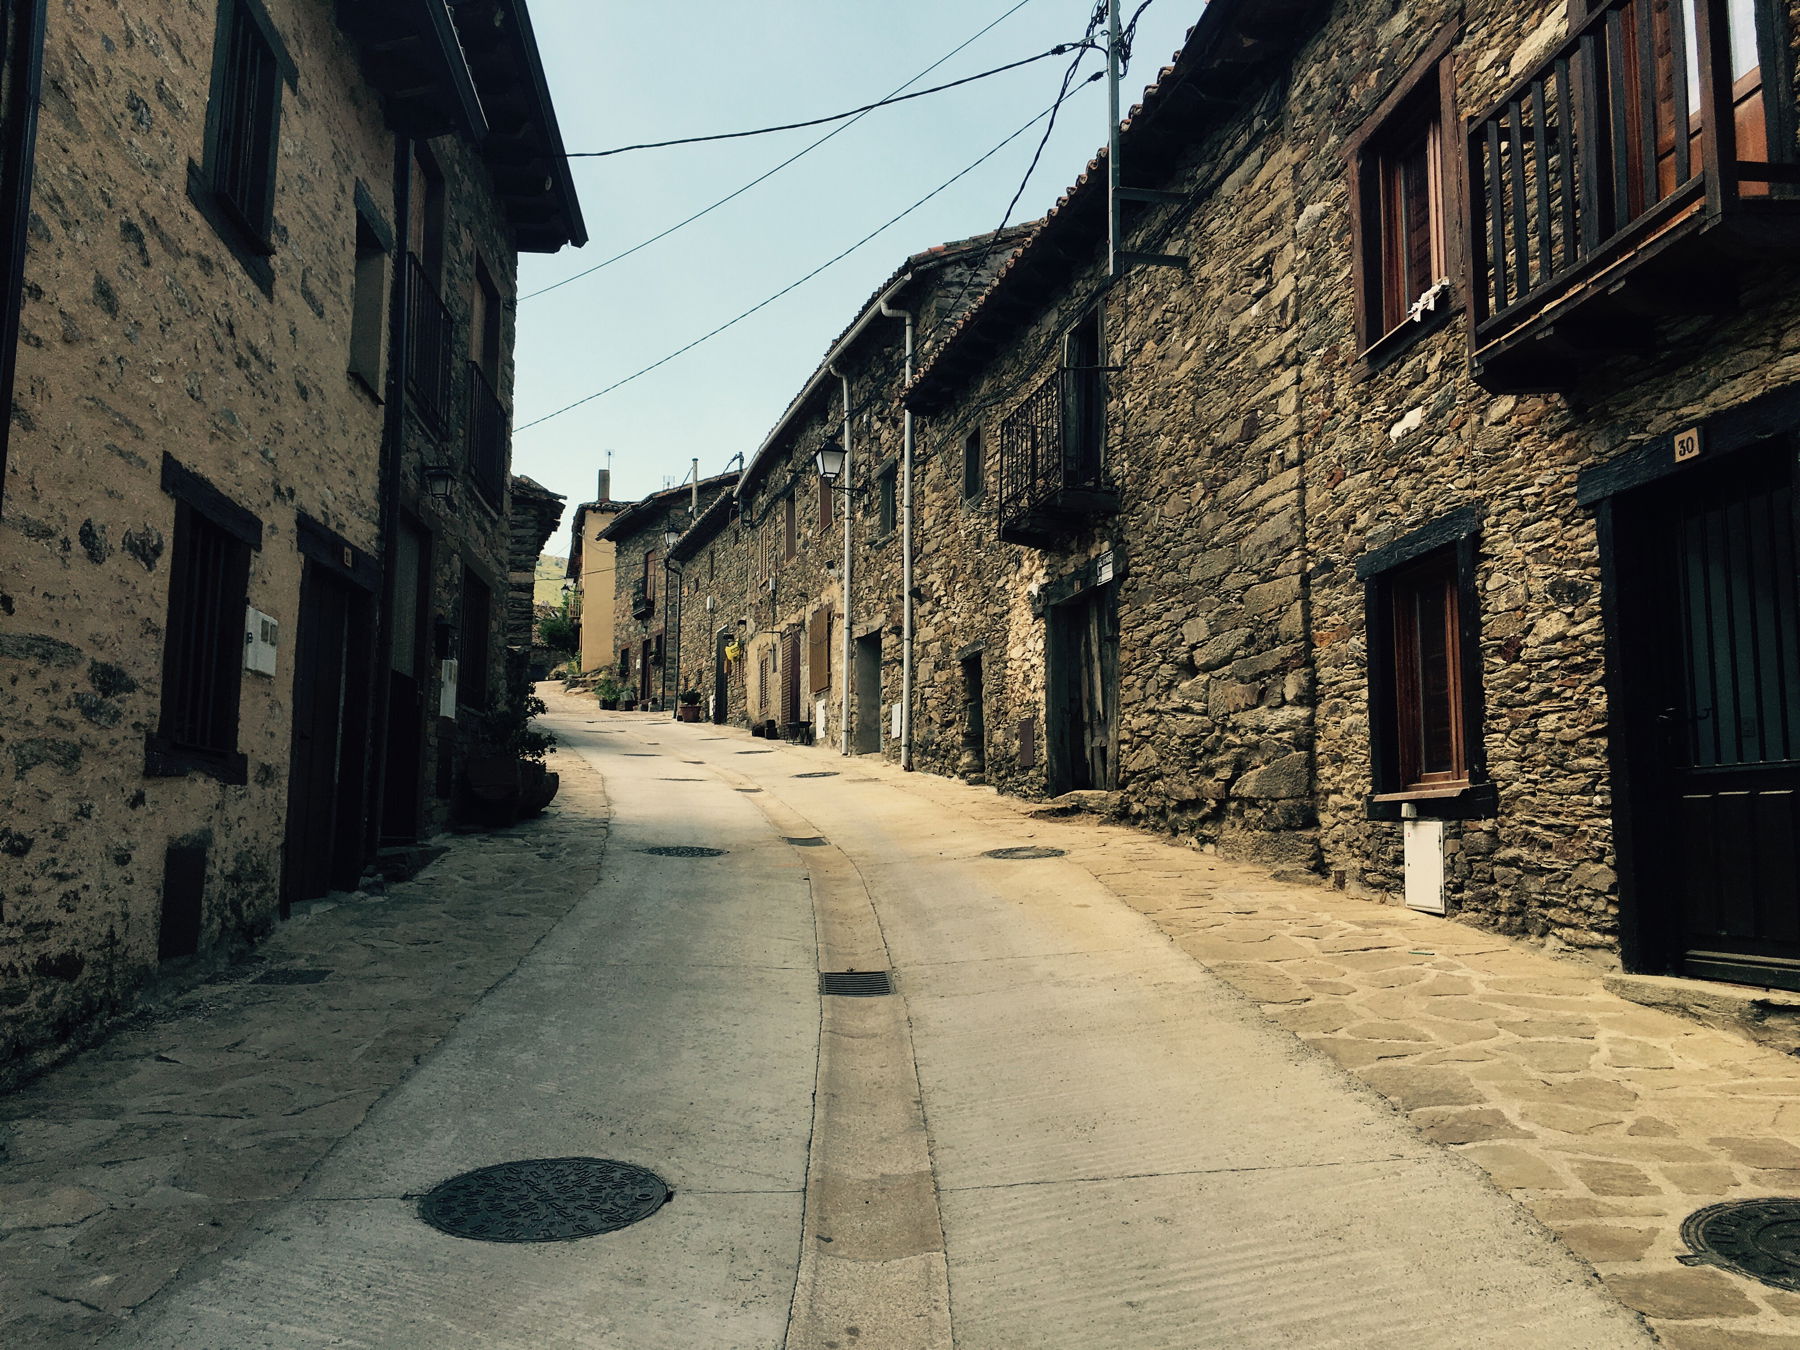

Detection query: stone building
(598, 475), (734, 711)
(728, 231), (1031, 749)
(666, 486), (751, 726)
(0, 0), (582, 1078)
(614, 0), (1800, 996)
(506, 473), (564, 681)
(901, 0), (1800, 989)
(564, 468), (626, 678)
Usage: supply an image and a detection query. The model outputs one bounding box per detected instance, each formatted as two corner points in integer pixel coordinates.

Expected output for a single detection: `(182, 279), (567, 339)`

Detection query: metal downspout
(880, 298), (915, 771)
(365, 133), (413, 859)
(831, 365), (851, 756)
(0, 0), (47, 519)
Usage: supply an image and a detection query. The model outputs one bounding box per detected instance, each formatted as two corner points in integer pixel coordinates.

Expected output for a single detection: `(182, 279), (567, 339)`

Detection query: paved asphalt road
(104, 698), (1652, 1349)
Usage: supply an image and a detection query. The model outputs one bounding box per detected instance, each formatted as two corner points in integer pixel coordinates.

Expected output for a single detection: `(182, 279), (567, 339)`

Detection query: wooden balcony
(997, 370), (1118, 547)
(465, 362), (507, 509)
(405, 253), (454, 433)
(1465, 0), (1800, 392)
(630, 578), (654, 620)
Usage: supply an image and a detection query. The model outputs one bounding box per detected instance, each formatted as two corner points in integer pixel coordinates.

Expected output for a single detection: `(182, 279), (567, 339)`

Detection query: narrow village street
(2, 688), (1797, 1347)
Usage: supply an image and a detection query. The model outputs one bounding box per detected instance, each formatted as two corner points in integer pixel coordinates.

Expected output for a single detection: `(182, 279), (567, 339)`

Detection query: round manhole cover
(1682, 1198), (1800, 1291)
(640, 845), (728, 858)
(793, 771), (838, 779)
(418, 1157), (670, 1243)
(984, 845), (1066, 860)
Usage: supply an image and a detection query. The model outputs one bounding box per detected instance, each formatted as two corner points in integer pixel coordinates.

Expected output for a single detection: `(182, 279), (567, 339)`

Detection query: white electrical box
(244, 606), (279, 676)
(439, 658), (459, 719)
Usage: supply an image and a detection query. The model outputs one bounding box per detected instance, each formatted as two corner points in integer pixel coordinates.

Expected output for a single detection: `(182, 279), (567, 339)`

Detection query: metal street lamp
(814, 442), (846, 483)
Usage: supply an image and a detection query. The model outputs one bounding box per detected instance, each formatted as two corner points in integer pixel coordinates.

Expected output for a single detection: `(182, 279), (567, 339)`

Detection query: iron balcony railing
(1467, 0), (1796, 351)
(630, 577), (654, 619)
(465, 361), (506, 508)
(405, 252), (453, 432)
(997, 368), (1113, 543)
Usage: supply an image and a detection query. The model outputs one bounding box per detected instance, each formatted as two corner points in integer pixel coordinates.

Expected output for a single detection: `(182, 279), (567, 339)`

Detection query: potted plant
(677, 690), (703, 722)
(462, 692), (560, 826)
(594, 671), (627, 710)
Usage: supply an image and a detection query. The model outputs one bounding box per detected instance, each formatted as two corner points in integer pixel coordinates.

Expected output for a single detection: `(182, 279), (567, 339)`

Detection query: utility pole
(1106, 0), (1186, 277)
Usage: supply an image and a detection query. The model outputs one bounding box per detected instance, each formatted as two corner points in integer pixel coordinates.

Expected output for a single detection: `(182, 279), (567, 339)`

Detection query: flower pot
(677, 704), (702, 722)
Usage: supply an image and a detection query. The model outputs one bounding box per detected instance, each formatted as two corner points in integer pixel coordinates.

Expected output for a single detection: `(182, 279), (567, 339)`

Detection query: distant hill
(535, 555), (568, 609)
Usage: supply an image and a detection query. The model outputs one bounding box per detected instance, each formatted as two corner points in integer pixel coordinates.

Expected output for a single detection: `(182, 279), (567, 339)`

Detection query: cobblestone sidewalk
(884, 769), (1800, 1350)
(0, 747), (609, 1349)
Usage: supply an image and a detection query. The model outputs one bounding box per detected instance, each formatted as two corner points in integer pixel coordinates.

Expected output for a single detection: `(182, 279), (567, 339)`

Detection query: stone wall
(0, 0), (551, 1075)
(0, 0), (394, 1073)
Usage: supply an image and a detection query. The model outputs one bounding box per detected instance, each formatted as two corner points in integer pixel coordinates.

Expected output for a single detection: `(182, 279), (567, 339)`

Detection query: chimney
(595, 468), (611, 503)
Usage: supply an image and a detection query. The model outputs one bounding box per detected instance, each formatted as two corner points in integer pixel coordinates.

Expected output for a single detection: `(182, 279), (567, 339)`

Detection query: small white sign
(243, 606), (279, 676)
(889, 701), (902, 740)
(1096, 550), (1114, 585)
(439, 658), (459, 719)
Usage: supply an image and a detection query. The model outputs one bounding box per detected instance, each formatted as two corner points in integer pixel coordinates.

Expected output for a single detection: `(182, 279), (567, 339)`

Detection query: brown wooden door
(1623, 441), (1800, 989)
(1048, 584), (1118, 793)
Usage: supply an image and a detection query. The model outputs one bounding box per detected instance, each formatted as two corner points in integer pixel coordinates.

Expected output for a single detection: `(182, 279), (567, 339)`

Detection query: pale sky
(509, 0), (1202, 555)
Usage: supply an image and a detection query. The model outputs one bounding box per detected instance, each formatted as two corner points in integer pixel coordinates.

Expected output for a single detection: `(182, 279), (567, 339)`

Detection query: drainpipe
(366, 133), (413, 859)
(831, 364), (851, 756)
(0, 0), (47, 519)
(880, 297), (915, 771)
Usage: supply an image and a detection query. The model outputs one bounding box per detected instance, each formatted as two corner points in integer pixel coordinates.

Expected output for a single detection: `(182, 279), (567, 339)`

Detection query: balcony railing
(630, 578), (654, 619)
(405, 252), (453, 431)
(465, 361), (506, 508)
(997, 369), (1117, 546)
(1466, 0), (1800, 390)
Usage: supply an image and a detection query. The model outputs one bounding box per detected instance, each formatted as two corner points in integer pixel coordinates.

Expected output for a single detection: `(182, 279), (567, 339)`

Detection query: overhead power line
(520, 0), (1044, 302)
(566, 45), (1093, 159)
(514, 75), (1103, 435)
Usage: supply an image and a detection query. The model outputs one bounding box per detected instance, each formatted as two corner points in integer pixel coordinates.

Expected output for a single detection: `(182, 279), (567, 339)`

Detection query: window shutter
(809, 605), (832, 693)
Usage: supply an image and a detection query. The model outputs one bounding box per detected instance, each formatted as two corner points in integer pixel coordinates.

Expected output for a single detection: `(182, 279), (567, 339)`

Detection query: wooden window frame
(348, 187), (392, 396)
(1356, 508), (1497, 819)
(963, 427), (984, 501)
(186, 0), (296, 296)
(458, 567), (493, 712)
(876, 463), (898, 537)
(818, 471), (834, 531)
(1346, 28), (1462, 368)
(146, 454), (262, 784)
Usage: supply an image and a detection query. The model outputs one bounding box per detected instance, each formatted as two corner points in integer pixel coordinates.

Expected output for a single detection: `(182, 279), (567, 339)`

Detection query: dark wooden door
(1619, 441), (1800, 989)
(780, 627), (802, 728)
(381, 519), (429, 843)
(714, 629), (730, 723)
(283, 566), (370, 910)
(1048, 584), (1118, 793)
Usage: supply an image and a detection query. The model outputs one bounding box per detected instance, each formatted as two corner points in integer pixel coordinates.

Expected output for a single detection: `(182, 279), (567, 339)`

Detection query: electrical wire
(521, 0), (1045, 301)
(566, 46), (1092, 159)
(515, 79), (1101, 434)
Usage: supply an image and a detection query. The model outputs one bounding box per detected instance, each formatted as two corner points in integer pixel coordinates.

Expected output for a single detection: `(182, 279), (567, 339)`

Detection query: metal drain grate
(783, 837), (827, 847)
(793, 771), (838, 779)
(640, 845), (727, 858)
(736, 750), (773, 755)
(820, 970), (893, 996)
(1681, 1199), (1800, 1291)
(418, 1157), (670, 1243)
(253, 967), (332, 985)
(734, 788), (762, 794)
(984, 845), (1066, 860)
(624, 753), (658, 757)
(658, 777), (703, 782)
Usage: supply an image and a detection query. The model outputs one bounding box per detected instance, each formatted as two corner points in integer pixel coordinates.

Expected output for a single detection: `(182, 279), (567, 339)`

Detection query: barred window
(189, 0), (294, 289)
(148, 455), (261, 783)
